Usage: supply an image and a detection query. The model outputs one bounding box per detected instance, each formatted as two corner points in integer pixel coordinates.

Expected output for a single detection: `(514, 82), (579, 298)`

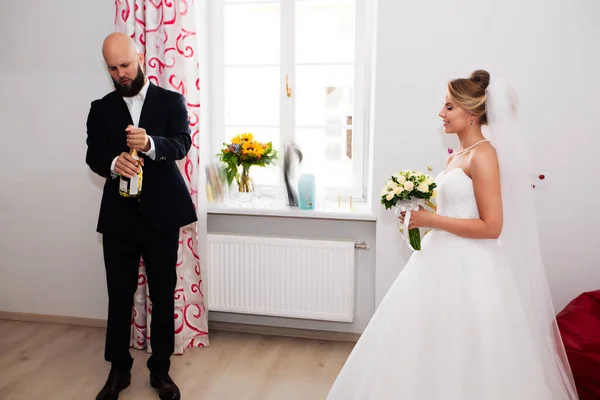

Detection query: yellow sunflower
(231, 132), (253, 145)
(241, 140), (265, 158)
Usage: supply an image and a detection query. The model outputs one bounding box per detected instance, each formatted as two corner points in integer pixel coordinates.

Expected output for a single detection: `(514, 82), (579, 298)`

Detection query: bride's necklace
(456, 139), (489, 155)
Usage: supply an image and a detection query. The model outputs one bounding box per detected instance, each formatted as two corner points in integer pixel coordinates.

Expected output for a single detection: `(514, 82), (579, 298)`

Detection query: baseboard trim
(0, 311), (107, 328)
(209, 321), (360, 342)
(0, 311), (360, 342)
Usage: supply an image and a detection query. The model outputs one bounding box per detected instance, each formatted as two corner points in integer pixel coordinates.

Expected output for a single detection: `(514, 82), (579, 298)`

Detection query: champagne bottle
(119, 148), (143, 198)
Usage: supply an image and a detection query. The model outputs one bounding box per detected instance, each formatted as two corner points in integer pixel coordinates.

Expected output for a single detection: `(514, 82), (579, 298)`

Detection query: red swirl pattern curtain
(114, 0), (209, 354)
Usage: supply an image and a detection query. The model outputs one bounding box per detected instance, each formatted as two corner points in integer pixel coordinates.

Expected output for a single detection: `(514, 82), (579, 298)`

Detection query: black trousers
(101, 210), (179, 375)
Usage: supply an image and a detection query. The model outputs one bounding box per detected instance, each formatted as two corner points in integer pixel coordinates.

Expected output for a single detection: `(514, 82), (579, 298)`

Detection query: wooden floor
(0, 320), (354, 400)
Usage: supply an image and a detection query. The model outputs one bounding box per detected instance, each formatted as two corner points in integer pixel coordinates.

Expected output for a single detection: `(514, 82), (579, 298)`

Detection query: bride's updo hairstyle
(448, 69), (490, 125)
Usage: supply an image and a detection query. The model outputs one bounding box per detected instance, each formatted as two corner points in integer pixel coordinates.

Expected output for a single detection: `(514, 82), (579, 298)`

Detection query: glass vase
(239, 165), (254, 193)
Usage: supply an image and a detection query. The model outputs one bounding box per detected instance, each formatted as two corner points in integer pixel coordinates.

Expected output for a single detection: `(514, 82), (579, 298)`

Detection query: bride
(326, 70), (579, 399)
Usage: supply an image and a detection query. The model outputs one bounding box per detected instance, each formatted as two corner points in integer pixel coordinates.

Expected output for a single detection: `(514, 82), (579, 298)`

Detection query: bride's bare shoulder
(470, 142), (499, 177)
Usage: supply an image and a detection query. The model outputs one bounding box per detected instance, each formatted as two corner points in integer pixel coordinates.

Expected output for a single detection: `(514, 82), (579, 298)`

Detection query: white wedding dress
(326, 168), (574, 400)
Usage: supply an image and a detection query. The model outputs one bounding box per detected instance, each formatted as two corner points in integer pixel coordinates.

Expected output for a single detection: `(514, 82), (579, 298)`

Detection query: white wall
(372, 0), (600, 311)
(0, 0), (376, 332)
(1, 0), (597, 329)
(0, 1), (115, 317)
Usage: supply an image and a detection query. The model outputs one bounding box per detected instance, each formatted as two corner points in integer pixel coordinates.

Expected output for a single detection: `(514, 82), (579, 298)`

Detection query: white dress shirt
(110, 78), (156, 178)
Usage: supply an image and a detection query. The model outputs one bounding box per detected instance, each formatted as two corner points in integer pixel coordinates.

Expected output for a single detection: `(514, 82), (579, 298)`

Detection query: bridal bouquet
(381, 170), (437, 251)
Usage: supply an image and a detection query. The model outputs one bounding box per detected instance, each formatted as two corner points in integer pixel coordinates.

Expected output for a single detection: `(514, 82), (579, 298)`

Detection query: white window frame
(206, 0), (374, 202)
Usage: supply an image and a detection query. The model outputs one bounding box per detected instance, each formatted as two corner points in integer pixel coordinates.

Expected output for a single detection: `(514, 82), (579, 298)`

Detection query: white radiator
(206, 233), (356, 322)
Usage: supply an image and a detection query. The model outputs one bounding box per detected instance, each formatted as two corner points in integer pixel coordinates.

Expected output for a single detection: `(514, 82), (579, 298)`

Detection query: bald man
(86, 32), (196, 400)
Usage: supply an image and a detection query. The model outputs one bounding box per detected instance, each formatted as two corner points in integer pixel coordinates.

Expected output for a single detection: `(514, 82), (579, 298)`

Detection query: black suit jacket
(85, 82), (198, 234)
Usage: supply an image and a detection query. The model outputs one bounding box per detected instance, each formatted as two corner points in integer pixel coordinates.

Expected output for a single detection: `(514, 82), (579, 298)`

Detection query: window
(207, 0), (373, 200)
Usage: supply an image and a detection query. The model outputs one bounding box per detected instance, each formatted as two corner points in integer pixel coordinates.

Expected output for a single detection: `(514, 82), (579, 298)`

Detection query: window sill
(207, 199), (376, 222)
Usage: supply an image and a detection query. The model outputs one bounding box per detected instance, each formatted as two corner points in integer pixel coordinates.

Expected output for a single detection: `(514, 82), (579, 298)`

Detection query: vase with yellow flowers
(217, 132), (278, 194)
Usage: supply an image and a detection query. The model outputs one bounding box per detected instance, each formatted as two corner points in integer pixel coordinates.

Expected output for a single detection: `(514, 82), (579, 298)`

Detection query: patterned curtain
(114, 0), (209, 353)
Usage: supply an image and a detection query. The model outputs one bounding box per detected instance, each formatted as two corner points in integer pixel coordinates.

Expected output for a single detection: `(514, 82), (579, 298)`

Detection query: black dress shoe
(96, 371), (131, 400)
(150, 373), (181, 400)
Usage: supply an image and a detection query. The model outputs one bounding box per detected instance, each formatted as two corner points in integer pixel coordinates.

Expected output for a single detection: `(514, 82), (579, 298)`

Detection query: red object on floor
(556, 290), (600, 400)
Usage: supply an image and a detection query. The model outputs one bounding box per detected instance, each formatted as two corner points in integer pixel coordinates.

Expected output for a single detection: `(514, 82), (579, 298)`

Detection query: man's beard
(113, 64), (146, 97)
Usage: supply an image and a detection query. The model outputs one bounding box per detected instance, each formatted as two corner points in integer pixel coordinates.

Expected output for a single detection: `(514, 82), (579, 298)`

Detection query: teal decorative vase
(298, 174), (315, 210)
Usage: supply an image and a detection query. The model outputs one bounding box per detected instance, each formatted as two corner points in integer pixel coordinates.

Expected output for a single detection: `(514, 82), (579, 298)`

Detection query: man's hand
(114, 152), (144, 178)
(126, 125), (151, 152)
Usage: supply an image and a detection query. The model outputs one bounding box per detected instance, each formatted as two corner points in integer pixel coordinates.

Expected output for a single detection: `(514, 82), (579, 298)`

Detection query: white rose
(394, 185), (403, 195)
(396, 175), (406, 183)
(386, 180), (396, 188)
(403, 181), (414, 191)
(425, 178), (433, 185)
(417, 182), (429, 193)
(386, 192), (395, 201)
(381, 187), (389, 196)
(432, 188), (438, 199)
